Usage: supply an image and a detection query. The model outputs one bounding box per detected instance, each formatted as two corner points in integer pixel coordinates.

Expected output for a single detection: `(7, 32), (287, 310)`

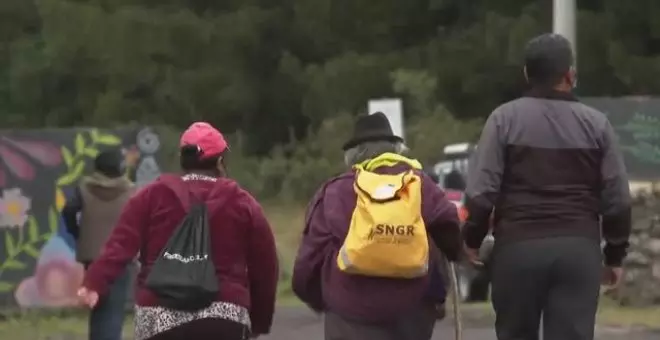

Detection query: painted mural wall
(0, 127), (161, 308)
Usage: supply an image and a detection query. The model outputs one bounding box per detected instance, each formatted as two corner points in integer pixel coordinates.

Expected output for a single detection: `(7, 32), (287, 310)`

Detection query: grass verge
(457, 299), (660, 330)
(0, 310), (134, 339)
(597, 298), (660, 329)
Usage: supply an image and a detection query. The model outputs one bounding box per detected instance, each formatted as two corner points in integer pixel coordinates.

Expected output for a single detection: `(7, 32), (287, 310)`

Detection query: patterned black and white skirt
(134, 301), (251, 340)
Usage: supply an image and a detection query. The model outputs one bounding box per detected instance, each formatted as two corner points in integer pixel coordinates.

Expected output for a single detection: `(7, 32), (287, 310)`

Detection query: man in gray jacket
(462, 34), (631, 340)
(63, 149), (135, 340)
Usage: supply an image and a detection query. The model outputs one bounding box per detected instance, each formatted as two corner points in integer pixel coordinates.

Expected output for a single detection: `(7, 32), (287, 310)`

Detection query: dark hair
(94, 150), (124, 178)
(524, 33), (574, 87)
(179, 145), (222, 173)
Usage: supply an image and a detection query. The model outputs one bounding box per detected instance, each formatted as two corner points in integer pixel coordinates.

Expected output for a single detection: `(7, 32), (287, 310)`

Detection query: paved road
(261, 307), (658, 340)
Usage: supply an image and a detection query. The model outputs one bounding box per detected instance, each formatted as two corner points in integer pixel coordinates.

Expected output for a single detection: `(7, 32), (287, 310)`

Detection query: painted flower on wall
(0, 137), (62, 187)
(55, 188), (66, 212)
(15, 257), (84, 307)
(35, 258), (84, 305)
(0, 188), (31, 228)
(14, 234), (84, 307)
(2, 129), (127, 306)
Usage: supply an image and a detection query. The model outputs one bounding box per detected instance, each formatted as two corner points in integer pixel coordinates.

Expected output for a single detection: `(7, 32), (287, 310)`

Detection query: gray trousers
(491, 236), (602, 340)
(324, 304), (437, 340)
(85, 263), (132, 340)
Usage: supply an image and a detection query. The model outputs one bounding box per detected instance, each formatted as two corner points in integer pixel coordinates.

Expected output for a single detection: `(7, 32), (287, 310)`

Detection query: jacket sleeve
(420, 173), (462, 262)
(244, 193), (279, 335)
(82, 186), (148, 296)
(599, 120), (632, 266)
(291, 183), (333, 312)
(62, 187), (83, 240)
(463, 111), (506, 249)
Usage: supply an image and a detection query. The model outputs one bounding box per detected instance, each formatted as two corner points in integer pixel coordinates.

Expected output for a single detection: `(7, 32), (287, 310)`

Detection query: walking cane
(448, 261), (463, 340)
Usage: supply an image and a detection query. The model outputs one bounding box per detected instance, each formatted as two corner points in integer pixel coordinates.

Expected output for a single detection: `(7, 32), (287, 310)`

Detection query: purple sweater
(292, 164), (461, 322)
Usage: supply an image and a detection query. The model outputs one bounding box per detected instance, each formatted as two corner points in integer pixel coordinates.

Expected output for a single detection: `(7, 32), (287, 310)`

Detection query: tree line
(1, 0), (659, 158)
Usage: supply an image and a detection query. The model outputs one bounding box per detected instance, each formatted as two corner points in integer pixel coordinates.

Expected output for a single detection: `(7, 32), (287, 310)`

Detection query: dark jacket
(62, 173), (135, 263)
(463, 90), (632, 266)
(82, 174), (279, 335)
(292, 163), (461, 322)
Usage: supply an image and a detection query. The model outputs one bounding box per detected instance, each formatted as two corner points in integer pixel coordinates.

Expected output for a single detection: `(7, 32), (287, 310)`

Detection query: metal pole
(448, 261), (463, 340)
(553, 0), (577, 68)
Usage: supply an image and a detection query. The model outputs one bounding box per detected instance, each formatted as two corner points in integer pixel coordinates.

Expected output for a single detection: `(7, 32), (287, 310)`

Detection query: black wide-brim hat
(342, 112), (404, 151)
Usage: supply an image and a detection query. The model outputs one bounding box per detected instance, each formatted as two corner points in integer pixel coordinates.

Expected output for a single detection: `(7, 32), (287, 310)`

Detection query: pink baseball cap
(179, 122), (229, 159)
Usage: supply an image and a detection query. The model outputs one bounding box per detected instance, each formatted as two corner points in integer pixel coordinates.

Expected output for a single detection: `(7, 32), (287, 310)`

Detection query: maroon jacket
(83, 174), (279, 334)
(292, 164), (461, 322)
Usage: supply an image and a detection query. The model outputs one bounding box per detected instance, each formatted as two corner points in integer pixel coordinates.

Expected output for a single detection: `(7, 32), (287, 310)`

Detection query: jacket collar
(523, 88), (578, 102)
(83, 172), (133, 189)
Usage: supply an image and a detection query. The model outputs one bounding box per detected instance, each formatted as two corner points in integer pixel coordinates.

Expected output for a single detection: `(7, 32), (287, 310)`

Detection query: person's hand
(77, 287), (99, 308)
(463, 243), (483, 267)
(601, 266), (623, 291)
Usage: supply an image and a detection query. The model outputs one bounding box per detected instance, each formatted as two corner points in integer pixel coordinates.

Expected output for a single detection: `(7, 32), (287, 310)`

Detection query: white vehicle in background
(433, 142), (494, 302)
(433, 143), (473, 189)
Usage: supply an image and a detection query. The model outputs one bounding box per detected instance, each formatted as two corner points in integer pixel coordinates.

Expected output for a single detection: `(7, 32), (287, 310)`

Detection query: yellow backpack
(337, 154), (429, 278)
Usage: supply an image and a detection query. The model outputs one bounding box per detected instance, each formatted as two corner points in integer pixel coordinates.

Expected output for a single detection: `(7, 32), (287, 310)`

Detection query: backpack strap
(158, 174), (196, 212)
(158, 173), (223, 212)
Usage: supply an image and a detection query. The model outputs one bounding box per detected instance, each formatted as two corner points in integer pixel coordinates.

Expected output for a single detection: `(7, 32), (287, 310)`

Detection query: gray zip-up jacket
(463, 90), (632, 266)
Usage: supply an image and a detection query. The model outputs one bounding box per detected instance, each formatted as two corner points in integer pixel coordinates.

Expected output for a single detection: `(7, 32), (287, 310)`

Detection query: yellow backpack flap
(337, 164), (429, 279)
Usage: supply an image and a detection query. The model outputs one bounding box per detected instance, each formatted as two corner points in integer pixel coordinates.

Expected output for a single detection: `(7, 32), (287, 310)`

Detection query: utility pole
(553, 0), (577, 68)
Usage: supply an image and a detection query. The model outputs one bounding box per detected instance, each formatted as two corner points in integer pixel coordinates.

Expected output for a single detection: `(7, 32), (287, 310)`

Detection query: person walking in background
(62, 149), (135, 340)
(462, 33), (632, 340)
(292, 112), (462, 340)
(77, 122), (279, 340)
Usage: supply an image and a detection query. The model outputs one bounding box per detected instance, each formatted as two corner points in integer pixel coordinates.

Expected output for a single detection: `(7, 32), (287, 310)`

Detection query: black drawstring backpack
(145, 177), (219, 311)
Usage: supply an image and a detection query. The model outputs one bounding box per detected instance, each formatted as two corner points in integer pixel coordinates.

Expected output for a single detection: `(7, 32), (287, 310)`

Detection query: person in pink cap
(78, 122), (279, 340)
